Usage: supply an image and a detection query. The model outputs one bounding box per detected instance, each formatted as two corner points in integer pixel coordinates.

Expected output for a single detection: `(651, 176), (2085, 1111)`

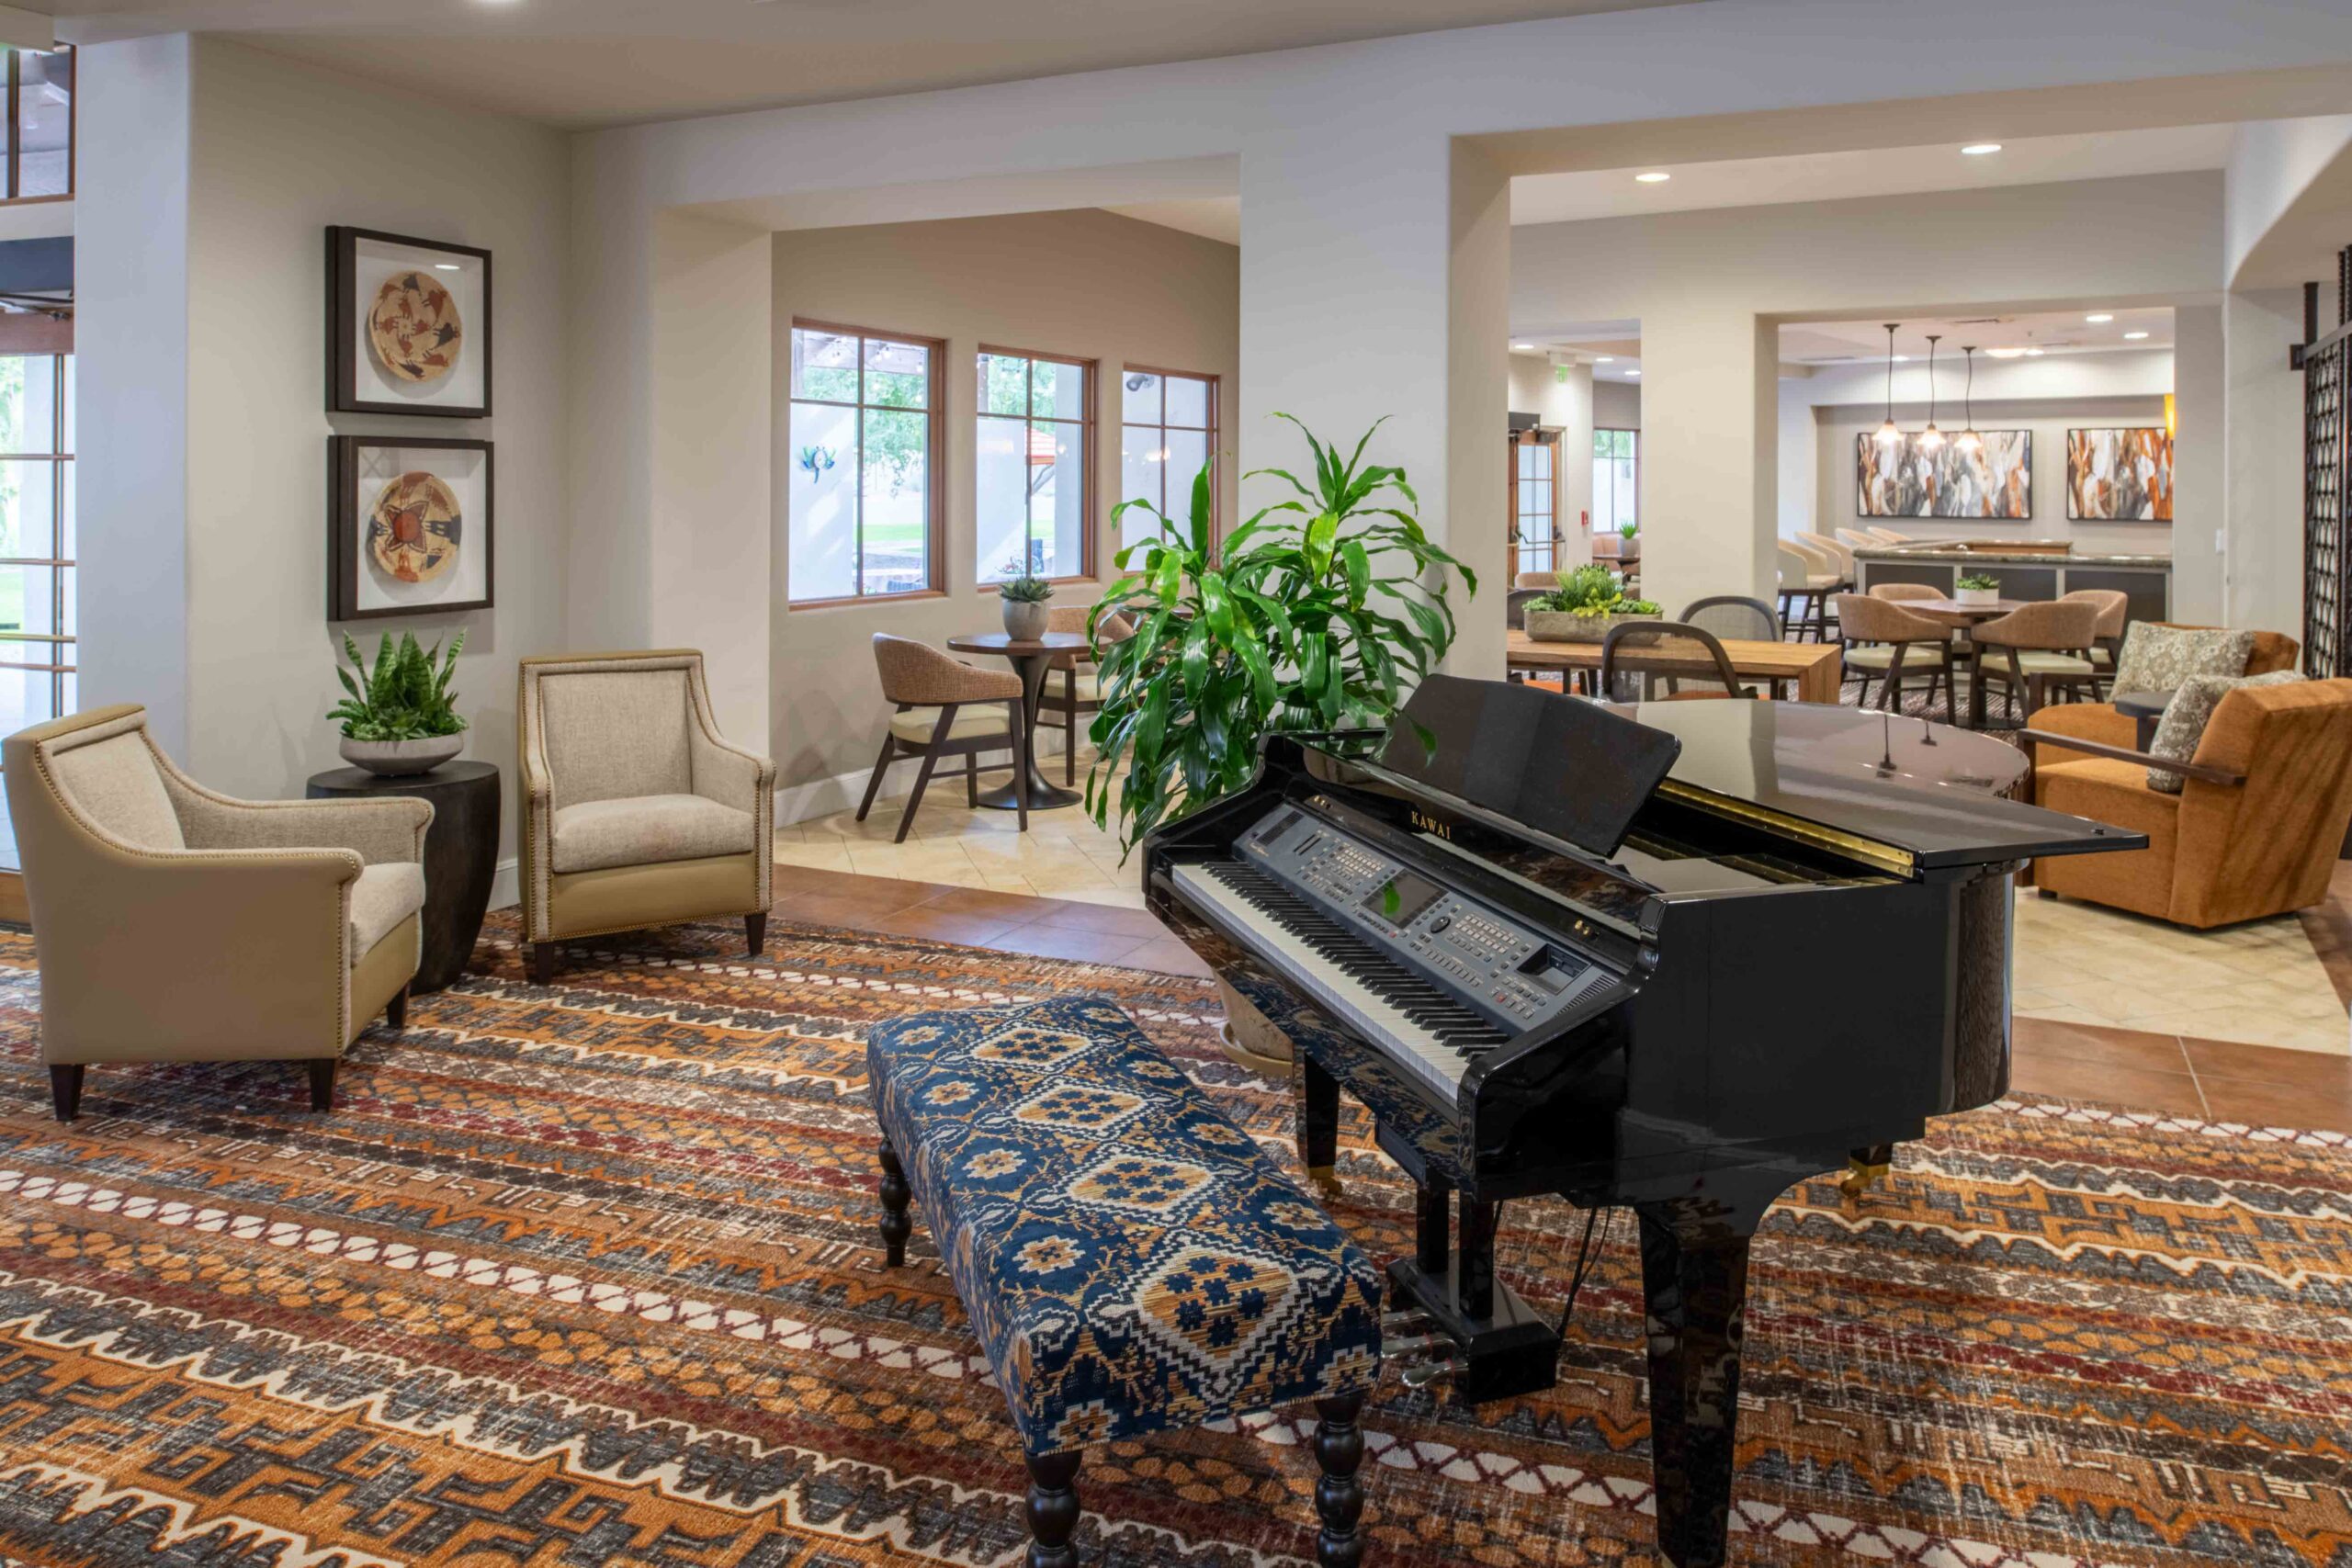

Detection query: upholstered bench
(867, 996), (1383, 1568)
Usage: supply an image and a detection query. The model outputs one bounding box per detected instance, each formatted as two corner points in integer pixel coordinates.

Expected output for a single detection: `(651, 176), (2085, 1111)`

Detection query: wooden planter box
(1525, 608), (1662, 643)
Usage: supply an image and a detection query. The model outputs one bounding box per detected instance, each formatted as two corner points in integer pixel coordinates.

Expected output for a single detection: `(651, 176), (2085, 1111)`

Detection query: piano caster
(1307, 1165), (1344, 1203)
(1839, 1145), (1893, 1205)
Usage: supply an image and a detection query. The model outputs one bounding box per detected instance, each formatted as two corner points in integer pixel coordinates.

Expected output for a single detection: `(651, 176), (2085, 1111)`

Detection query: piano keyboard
(1173, 859), (1515, 1100)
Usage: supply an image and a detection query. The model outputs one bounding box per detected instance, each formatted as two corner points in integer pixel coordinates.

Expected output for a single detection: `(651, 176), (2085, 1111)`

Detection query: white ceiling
(1509, 123), (2235, 225)
(1103, 198), (1243, 246)
(1778, 309), (2177, 364)
(46, 0), (1698, 128)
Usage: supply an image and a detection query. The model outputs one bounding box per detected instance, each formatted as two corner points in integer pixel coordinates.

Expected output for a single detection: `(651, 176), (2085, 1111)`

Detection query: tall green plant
(329, 630), (468, 741)
(1087, 415), (1476, 854)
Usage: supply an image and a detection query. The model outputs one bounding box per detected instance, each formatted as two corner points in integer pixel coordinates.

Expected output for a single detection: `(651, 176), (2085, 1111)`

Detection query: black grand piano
(1142, 678), (2143, 1568)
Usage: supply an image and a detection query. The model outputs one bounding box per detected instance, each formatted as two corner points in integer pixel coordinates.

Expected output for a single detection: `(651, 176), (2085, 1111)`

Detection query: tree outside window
(978, 350), (1093, 583)
(787, 323), (943, 604)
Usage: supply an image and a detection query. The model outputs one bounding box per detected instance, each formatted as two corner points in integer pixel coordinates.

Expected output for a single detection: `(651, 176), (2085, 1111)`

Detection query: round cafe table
(944, 631), (1092, 810)
(2111, 688), (2176, 749)
(1896, 597), (2025, 729)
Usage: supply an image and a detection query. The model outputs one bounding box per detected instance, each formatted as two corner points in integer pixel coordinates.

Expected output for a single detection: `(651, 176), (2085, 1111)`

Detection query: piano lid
(1611, 699), (2146, 873)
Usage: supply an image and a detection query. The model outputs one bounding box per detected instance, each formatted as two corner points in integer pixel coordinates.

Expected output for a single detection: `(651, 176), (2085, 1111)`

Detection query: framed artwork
(329, 436), (494, 621)
(1857, 430), (2031, 518)
(2066, 427), (2172, 520)
(327, 226), (492, 417)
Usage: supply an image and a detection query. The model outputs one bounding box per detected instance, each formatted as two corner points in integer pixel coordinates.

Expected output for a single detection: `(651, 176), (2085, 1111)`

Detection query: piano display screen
(1363, 871), (1446, 928)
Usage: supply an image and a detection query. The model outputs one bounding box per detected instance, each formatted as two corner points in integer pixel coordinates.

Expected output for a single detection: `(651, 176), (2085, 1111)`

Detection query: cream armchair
(518, 649), (775, 982)
(3, 705), (429, 1121)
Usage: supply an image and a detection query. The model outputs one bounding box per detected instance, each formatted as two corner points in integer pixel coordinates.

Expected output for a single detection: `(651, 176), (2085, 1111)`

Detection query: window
(978, 349), (1093, 583)
(1509, 431), (1559, 578)
(2, 46), (72, 201)
(1594, 428), (1638, 535)
(788, 322), (944, 604)
(1119, 368), (1217, 552)
(0, 347), (73, 867)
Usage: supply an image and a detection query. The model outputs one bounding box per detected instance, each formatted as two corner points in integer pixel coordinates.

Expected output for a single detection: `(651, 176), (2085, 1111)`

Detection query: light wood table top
(1898, 597), (2027, 625)
(1505, 628), (1844, 704)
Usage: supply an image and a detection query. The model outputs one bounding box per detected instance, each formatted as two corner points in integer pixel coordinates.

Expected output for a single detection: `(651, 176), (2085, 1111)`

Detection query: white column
(2223, 288), (2307, 641)
(1638, 310), (1780, 614)
(1238, 130), (1509, 677)
(2171, 304), (2225, 625)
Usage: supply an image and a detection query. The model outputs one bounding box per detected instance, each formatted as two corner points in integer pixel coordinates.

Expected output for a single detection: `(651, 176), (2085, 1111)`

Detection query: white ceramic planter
(339, 734), (465, 776)
(1523, 608), (1661, 644)
(1001, 599), (1050, 641)
(1955, 587), (2000, 607)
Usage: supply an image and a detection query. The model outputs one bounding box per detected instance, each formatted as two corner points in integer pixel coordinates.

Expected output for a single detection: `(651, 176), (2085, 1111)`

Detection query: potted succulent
(1522, 564), (1661, 642)
(1616, 520), (1640, 559)
(998, 564), (1055, 640)
(1955, 572), (2001, 608)
(329, 630), (469, 775)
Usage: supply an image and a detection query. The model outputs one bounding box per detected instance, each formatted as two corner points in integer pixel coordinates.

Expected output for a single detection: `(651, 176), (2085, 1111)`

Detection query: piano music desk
(1506, 628), (1844, 703)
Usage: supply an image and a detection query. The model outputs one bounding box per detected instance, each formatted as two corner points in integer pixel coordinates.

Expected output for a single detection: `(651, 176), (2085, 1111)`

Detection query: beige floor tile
(771, 840), (856, 872)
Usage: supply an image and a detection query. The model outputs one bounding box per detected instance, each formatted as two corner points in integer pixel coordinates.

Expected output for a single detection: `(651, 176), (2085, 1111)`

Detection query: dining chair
(1600, 620), (1753, 702)
(1778, 541), (1840, 641)
(856, 634), (1029, 843)
(1835, 592), (1955, 722)
(1514, 569), (1562, 591)
(1676, 596), (1782, 696)
(1970, 600), (2103, 720)
(2058, 589), (2131, 694)
(1868, 582), (1941, 603)
(1036, 605), (1133, 787)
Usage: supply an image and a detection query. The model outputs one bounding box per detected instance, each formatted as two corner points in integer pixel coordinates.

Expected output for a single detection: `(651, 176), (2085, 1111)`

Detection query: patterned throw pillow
(2144, 670), (2306, 793)
(2109, 624), (2256, 697)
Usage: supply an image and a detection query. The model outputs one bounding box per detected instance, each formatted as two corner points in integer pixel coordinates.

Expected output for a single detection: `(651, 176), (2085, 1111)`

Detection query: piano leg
(1416, 1175), (1452, 1276)
(1298, 1054), (1343, 1201)
(1457, 1195), (1498, 1319)
(1635, 1201), (1754, 1568)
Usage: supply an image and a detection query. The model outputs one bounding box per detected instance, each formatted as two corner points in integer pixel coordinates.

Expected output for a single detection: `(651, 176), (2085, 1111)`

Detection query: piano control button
(1427, 916), (1452, 934)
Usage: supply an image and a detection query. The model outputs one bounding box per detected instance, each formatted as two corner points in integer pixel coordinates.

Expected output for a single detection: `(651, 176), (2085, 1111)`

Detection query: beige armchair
(518, 650), (775, 982)
(3, 705), (429, 1121)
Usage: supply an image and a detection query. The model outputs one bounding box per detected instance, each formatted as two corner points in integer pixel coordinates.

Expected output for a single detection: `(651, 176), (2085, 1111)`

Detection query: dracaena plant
(1086, 414), (1476, 856)
(329, 630), (469, 741)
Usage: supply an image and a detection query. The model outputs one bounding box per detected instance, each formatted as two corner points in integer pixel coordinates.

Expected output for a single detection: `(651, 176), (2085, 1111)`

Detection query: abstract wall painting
(329, 436), (495, 621)
(327, 227), (493, 417)
(1857, 430), (2031, 518)
(2066, 427), (2172, 521)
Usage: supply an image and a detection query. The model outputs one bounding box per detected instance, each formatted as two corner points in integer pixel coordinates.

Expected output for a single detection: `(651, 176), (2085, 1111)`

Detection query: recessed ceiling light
(1634, 172), (1670, 184)
(2124, 331), (2151, 340)
(435, 263), (461, 271)
(2025, 347), (2045, 357)
(1595, 355), (1613, 363)
(2085, 312), (2113, 323)
(1513, 342), (1533, 351)
(1626, 369), (1641, 378)
(1961, 142), (2003, 155)
(1890, 355), (1908, 363)
(1985, 348), (2026, 358)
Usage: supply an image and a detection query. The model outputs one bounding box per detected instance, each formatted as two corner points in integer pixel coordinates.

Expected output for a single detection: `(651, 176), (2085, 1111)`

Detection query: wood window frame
(787, 317), (949, 609)
(1118, 365), (1220, 550)
(977, 344), (1099, 588)
(0, 344), (74, 721)
(3, 45), (73, 206)
(1508, 427), (1562, 581)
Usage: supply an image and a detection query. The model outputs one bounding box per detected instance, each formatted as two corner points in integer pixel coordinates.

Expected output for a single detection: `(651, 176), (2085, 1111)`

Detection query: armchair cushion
(2146, 670), (2306, 792)
(51, 732), (185, 851)
(351, 863), (426, 960)
(550, 793), (757, 874)
(540, 667), (693, 810)
(2110, 624), (2255, 695)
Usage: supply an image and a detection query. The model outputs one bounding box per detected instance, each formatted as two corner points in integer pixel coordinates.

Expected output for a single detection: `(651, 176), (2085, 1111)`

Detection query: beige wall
(771, 208), (1239, 805)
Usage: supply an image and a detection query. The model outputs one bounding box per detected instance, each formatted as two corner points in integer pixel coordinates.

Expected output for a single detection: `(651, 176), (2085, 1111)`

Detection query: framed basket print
(330, 435), (494, 621)
(327, 226), (492, 417)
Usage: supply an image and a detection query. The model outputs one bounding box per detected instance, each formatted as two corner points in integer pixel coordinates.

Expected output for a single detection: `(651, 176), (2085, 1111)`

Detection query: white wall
(80, 38), (571, 875)
(2226, 288), (2308, 643)
(2225, 115), (2352, 287)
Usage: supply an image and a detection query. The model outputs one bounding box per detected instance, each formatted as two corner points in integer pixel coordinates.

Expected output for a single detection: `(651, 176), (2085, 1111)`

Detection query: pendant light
(1874, 323), (1903, 445)
(1916, 334), (1946, 454)
(1953, 346), (1984, 455)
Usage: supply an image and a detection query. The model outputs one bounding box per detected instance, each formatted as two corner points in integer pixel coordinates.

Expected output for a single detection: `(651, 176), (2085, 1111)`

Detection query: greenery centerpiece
(997, 564), (1055, 640)
(330, 630), (469, 775)
(1085, 415), (1476, 858)
(1522, 564), (1660, 643)
(1955, 571), (2000, 607)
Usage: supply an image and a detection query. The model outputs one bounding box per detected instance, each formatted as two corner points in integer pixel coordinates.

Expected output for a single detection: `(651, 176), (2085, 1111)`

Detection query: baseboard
(775, 731), (1078, 827)
(491, 857), (520, 911)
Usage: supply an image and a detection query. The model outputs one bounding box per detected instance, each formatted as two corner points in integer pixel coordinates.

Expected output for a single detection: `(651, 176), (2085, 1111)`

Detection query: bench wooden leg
(1313, 1391), (1368, 1568)
(1024, 1450), (1081, 1568)
(876, 1141), (911, 1267)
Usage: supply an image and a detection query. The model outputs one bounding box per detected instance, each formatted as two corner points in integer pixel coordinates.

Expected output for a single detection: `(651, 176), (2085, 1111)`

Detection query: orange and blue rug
(0, 913), (2346, 1567)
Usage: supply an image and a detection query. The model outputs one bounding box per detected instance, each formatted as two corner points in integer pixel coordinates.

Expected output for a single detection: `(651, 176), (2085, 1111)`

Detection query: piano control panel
(1238, 804), (1610, 1028)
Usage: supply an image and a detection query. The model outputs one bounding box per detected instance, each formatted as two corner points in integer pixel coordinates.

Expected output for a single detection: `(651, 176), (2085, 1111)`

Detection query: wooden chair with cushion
(1970, 599), (2102, 719)
(2058, 588), (2131, 691)
(2031, 677), (2352, 928)
(1600, 619), (1754, 701)
(1869, 582), (1941, 603)
(3, 705), (429, 1120)
(1676, 595), (1781, 695)
(1037, 605), (1132, 788)
(2026, 626), (2300, 771)
(518, 649), (776, 983)
(1835, 592), (1954, 720)
(856, 634), (1029, 843)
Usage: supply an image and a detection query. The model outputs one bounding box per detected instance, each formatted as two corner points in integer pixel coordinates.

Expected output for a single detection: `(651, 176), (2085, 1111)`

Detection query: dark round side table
(307, 760), (500, 993)
(2110, 688), (2176, 750)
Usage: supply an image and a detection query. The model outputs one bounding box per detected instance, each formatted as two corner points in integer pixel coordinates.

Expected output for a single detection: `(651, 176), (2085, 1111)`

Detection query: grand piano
(1141, 678), (2144, 1568)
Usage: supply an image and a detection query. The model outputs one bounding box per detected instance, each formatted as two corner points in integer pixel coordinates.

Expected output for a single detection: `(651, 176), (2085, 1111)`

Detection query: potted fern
(997, 564), (1055, 640)
(329, 630), (469, 775)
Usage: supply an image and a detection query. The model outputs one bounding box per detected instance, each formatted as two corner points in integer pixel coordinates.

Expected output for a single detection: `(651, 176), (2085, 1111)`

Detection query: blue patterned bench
(867, 995), (1383, 1568)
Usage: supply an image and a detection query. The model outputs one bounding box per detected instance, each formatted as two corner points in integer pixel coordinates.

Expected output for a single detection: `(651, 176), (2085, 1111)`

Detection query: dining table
(944, 630), (1093, 810)
(1506, 627), (1844, 704)
(1891, 597), (2026, 729)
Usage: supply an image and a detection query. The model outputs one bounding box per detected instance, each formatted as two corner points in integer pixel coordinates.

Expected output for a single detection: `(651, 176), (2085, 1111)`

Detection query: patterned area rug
(0, 914), (2347, 1568)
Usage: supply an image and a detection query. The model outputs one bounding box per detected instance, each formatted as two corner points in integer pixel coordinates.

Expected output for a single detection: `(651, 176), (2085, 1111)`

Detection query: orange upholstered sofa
(2029, 670), (2352, 929)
